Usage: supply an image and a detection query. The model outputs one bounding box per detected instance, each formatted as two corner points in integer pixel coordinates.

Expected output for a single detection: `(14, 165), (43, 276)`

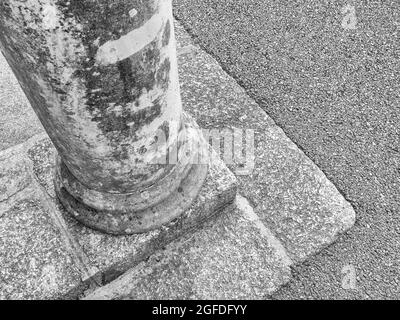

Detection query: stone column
(0, 0), (208, 234)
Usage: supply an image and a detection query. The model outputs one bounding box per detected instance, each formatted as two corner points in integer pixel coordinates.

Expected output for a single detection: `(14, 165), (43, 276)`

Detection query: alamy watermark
(341, 264), (357, 290)
(142, 122), (255, 176)
(341, 4), (358, 30)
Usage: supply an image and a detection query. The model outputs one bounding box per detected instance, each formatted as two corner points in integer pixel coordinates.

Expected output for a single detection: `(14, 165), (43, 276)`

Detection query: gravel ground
(174, 0), (400, 299)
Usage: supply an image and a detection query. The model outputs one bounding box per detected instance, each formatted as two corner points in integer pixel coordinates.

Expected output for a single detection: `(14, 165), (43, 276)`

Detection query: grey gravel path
(174, 0), (400, 299)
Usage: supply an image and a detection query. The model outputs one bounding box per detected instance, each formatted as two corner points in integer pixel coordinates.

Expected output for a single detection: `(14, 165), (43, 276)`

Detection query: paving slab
(174, 22), (356, 263)
(0, 143), (82, 300)
(84, 195), (292, 300)
(0, 53), (44, 151)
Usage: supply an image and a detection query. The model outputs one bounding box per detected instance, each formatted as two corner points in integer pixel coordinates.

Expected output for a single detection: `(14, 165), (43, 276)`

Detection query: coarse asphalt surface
(174, 0), (400, 299)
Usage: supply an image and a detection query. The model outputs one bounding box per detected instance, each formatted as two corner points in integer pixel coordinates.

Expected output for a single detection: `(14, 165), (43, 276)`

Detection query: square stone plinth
(0, 134), (237, 299)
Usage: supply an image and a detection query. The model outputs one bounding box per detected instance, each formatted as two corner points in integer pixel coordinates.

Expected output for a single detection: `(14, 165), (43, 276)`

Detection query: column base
(55, 115), (209, 235)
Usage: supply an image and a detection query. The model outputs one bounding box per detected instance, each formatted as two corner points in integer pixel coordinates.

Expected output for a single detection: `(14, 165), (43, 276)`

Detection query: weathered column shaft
(0, 0), (208, 234)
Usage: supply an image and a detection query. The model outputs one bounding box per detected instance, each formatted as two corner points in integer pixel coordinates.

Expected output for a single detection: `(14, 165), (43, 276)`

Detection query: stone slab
(174, 22), (356, 263)
(84, 195), (292, 300)
(0, 143), (82, 300)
